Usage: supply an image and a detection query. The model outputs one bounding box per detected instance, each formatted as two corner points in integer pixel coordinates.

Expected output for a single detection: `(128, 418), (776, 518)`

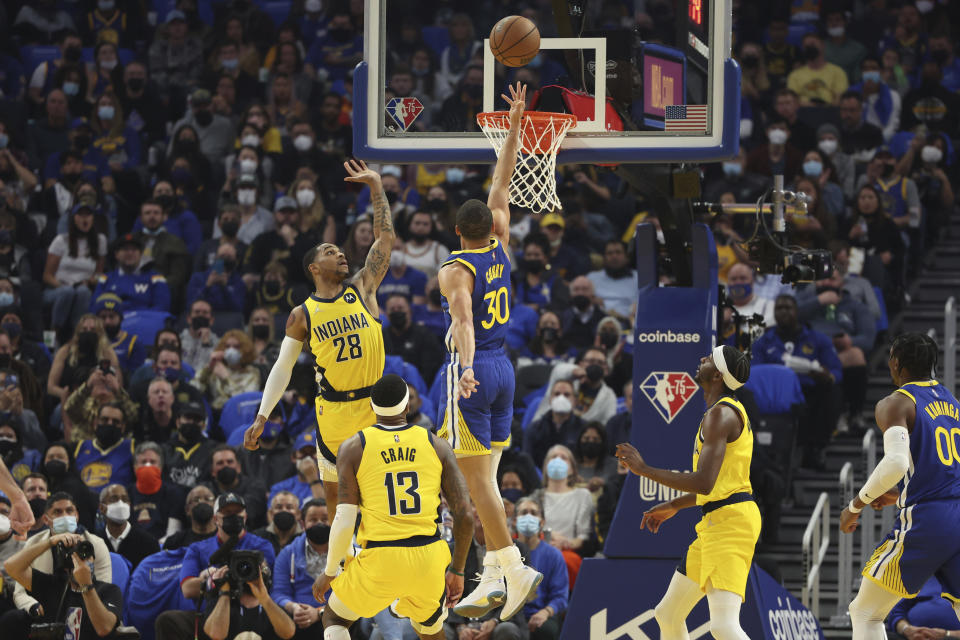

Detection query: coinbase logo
(636, 330), (701, 343)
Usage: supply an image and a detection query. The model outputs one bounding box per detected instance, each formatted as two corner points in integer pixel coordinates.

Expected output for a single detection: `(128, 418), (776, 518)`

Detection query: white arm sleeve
(257, 336), (303, 418)
(325, 503), (359, 577)
(859, 426), (910, 503)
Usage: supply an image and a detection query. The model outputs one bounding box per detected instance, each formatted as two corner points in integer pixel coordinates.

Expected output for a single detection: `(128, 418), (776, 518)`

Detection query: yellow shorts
(682, 500), (762, 600)
(315, 398), (376, 480)
(331, 539), (451, 626)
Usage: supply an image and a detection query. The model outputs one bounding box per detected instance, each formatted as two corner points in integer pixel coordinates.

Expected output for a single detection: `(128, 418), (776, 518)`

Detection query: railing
(946, 297), (956, 396)
(832, 463), (855, 625)
(802, 492), (831, 619)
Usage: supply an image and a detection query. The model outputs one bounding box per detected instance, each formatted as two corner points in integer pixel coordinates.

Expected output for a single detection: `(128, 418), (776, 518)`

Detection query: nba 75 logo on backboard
(640, 372), (699, 423)
(385, 97), (423, 132)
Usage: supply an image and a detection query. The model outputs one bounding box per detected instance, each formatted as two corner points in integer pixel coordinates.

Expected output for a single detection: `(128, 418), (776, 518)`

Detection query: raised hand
(343, 159), (382, 187)
(502, 82), (527, 129)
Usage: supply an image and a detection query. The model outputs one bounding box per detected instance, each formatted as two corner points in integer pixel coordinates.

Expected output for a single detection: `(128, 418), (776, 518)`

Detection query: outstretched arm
(438, 263), (479, 399)
(0, 458), (33, 534)
(616, 405), (737, 495)
(345, 159), (396, 307)
(841, 392), (913, 533)
(487, 83), (527, 257)
(245, 309), (307, 450)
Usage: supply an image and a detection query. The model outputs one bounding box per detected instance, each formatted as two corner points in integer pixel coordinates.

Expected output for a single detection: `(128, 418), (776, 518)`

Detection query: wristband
(449, 568), (464, 577)
(460, 366), (473, 373)
(847, 499), (862, 514)
(77, 584), (94, 594)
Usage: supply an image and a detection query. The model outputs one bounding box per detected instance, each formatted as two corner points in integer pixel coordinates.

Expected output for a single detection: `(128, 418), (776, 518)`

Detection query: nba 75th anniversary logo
(640, 372), (699, 423)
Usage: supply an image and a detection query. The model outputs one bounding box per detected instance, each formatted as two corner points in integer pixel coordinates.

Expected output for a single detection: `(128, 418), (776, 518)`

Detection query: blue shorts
(863, 500), (960, 599)
(435, 349), (514, 456)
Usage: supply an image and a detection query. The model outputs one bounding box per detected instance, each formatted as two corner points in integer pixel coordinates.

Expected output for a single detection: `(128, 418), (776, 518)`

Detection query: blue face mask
(516, 514), (541, 537)
(52, 515), (78, 534)
(722, 161), (743, 177)
(546, 457), (569, 481)
(97, 105), (115, 121)
(803, 160), (823, 177)
(163, 367), (179, 383)
(63, 81), (80, 97)
(0, 292), (14, 308)
(727, 283), (753, 300)
(501, 487), (524, 504)
(0, 134), (8, 150)
(445, 168), (465, 184)
(262, 420), (283, 440)
(862, 70), (881, 84)
(221, 58), (239, 71)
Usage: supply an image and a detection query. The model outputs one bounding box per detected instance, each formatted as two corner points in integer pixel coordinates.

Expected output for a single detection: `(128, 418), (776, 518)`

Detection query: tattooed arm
(344, 159), (396, 315)
(433, 434), (474, 606)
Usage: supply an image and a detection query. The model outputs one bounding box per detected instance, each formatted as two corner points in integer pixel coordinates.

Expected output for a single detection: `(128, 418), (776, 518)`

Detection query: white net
(477, 112), (576, 214)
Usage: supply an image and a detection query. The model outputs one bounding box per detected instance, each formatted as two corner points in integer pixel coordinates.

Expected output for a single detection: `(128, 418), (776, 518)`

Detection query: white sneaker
(500, 564), (543, 622)
(453, 564), (506, 618)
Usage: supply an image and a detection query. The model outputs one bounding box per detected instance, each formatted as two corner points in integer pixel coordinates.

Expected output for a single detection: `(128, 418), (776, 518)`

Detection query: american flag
(664, 104), (708, 132)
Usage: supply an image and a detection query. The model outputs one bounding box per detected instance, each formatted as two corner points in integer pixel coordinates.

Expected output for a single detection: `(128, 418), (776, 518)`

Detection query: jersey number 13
(384, 471), (421, 515)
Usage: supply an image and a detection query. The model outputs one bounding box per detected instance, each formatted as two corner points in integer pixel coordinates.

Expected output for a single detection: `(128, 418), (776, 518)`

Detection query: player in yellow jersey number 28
(244, 159), (394, 517)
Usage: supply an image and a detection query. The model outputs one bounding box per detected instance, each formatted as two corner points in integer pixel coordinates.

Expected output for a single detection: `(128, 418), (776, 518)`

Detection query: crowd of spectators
(0, 0), (952, 638)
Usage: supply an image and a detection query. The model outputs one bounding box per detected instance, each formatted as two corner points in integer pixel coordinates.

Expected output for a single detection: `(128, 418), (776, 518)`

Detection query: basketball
(490, 15), (540, 67)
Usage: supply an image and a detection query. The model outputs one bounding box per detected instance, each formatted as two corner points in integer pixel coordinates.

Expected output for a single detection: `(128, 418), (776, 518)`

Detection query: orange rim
(478, 111), (577, 154)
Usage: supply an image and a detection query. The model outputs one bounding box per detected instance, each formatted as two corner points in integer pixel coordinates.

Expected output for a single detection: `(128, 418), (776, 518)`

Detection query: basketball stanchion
(477, 111), (576, 214)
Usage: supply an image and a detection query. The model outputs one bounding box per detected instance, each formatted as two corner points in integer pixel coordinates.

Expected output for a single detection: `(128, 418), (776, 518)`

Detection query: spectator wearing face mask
(412, 277), (446, 340)
(40, 443), (98, 530)
(787, 33), (849, 106)
(117, 61), (166, 148)
(532, 349), (618, 426)
(2, 310), (49, 381)
(197, 206), (248, 273)
(213, 174), (274, 245)
(524, 380), (584, 468)
(560, 276), (605, 355)
(377, 236), (427, 307)
(128, 440), (186, 542)
(7, 493), (115, 634)
(272, 498), (330, 637)
(63, 358), (137, 443)
(202, 446), (268, 530)
(539, 210), (588, 282)
(814, 123), (856, 201)
(517, 311), (573, 368)
(516, 232), (570, 314)
(248, 307), (280, 369)
(594, 317), (631, 395)
(822, 10), (867, 84)
(535, 445), (594, 567)
(512, 496), (569, 640)
(725, 263), (776, 328)
(74, 402), (135, 492)
(238, 404), (295, 490)
(93, 293), (146, 378)
(178, 300), (217, 375)
(21, 473), (51, 536)
(746, 119), (802, 181)
(267, 431), (323, 508)
(96, 483), (159, 567)
(249, 261), (308, 317)
(253, 490), (303, 554)
(186, 243), (247, 313)
(401, 210), (448, 278)
(0, 414), (41, 483)
(0, 348), (45, 440)
(895, 132), (954, 246)
(130, 345), (206, 416)
(163, 485), (217, 550)
(0, 495), (24, 571)
(162, 402), (216, 490)
(304, 10), (362, 84)
(194, 330), (260, 411)
(382, 294), (445, 383)
(586, 241), (637, 325)
(850, 55), (901, 142)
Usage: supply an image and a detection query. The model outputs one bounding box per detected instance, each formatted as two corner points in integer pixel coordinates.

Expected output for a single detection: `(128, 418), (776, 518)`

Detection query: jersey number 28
(333, 334), (363, 362)
(481, 286), (510, 329)
(384, 471), (421, 515)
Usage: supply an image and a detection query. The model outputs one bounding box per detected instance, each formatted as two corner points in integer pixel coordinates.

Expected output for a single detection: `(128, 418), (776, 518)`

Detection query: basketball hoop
(477, 111), (576, 214)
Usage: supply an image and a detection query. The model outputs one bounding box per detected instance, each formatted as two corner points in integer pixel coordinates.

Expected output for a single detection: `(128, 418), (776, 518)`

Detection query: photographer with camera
(202, 559), (294, 640)
(11, 493), (112, 615)
(3, 509), (121, 638)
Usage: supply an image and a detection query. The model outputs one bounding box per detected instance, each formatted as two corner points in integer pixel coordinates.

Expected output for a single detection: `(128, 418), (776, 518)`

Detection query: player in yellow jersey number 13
(243, 159), (395, 518)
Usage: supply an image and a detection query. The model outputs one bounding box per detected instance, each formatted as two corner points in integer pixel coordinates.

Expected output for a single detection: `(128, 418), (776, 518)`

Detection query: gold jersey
(693, 396), (753, 505)
(355, 424), (442, 546)
(304, 284), (385, 396)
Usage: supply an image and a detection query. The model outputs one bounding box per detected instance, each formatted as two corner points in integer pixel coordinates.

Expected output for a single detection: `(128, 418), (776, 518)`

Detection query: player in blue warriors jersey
(244, 159), (394, 517)
(841, 333), (960, 639)
(436, 83), (542, 622)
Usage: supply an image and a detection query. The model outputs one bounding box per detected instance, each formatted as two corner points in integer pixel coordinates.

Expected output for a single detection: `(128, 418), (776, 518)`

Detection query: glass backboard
(354, 0), (740, 164)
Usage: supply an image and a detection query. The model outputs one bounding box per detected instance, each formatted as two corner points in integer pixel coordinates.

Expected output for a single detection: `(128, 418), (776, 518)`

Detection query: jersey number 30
(384, 471), (421, 515)
(481, 287), (510, 329)
(333, 334), (363, 362)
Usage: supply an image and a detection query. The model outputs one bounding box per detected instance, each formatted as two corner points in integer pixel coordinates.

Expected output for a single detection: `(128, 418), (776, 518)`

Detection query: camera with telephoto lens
(53, 539), (95, 571)
(228, 550), (263, 585)
(748, 233), (832, 285)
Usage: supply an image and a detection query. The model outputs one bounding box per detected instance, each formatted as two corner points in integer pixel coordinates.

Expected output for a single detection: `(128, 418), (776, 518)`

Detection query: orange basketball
(490, 15), (540, 67)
